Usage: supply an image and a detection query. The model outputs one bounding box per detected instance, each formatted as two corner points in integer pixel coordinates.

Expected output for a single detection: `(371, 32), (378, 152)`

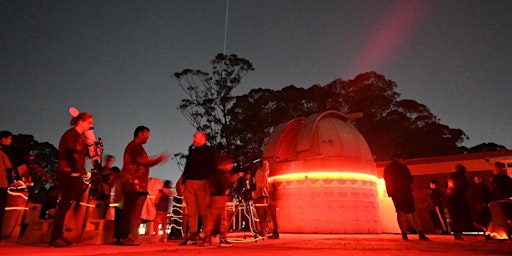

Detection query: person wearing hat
(383, 152), (429, 241)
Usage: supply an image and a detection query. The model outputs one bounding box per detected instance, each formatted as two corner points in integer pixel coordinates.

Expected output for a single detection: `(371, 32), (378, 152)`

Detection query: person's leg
(210, 196), (231, 247)
(114, 208), (123, 243)
(50, 175), (82, 244)
(396, 212), (408, 239)
(129, 193), (147, 240)
(183, 181), (198, 236)
(118, 192), (136, 241)
(197, 180), (210, 236)
(254, 196), (268, 237)
(448, 204), (463, 239)
(268, 203), (279, 238)
(408, 212), (429, 240)
(219, 198), (230, 240)
(202, 196), (224, 246)
(155, 211), (168, 240)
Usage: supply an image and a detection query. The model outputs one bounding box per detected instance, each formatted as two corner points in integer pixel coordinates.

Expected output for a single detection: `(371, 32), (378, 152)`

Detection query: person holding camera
(49, 112), (94, 247)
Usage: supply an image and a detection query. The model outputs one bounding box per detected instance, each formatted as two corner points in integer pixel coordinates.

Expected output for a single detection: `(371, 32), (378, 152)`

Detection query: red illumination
(7, 190), (28, 200)
(485, 231), (508, 240)
(5, 207), (28, 211)
(269, 171), (379, 183)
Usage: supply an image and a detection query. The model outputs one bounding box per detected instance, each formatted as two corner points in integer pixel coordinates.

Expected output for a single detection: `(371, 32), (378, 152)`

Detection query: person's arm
(154, 190), (162, 206)
(133, 150), (169, 167)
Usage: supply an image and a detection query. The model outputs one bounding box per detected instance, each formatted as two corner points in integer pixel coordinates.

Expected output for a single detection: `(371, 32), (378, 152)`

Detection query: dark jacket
(383, 159), (413, 197)
(446, 171), (469, 198)
(57, 128), (87, 175)
(182, 144), (217, 183)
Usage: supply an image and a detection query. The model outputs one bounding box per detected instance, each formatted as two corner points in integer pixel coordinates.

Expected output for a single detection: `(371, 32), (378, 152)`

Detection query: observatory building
(264, 110), (382, 233)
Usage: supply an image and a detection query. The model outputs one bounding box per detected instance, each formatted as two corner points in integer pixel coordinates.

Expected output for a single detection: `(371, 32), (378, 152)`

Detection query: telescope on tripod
(227, 159), (265, 241)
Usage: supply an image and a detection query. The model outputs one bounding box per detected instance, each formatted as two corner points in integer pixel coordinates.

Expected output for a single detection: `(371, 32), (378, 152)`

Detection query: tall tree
(227, 71), (471, 161)
(228, 85), (338, 161)
(173, 53), (254, 154)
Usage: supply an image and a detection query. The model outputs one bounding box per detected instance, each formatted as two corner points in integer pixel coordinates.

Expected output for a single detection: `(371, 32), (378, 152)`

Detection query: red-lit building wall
(264, 111), (382, 233)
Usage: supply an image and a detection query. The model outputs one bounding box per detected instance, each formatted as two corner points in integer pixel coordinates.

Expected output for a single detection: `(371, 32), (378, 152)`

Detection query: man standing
(180, 131), (217, 245)
(117, 126), (169, 246)
(446, 164), (471, 240)
(383, 152), (429, 241)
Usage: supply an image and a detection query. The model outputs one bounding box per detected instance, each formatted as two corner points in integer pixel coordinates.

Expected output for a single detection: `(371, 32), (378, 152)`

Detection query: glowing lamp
(264, 111), (381, 233)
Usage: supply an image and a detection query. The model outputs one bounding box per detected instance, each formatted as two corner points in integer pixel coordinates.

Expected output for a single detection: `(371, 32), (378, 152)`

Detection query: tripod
(228, 196), (263, 241)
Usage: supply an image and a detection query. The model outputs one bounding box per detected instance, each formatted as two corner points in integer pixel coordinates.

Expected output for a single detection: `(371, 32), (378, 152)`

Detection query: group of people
(427, 162), (512, 240)
(46, 112), (170, 247)
(13, 111), (276, 248)
(4, 117), (512, 247)
(384, 152), (512, 241)
(179, 131), (279, 247)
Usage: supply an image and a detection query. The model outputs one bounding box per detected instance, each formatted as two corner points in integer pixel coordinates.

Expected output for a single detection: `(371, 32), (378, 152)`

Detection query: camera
(84, 127), (104, 169)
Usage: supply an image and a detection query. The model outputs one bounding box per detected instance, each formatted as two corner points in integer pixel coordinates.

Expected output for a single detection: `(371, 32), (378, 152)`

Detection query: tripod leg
(245, 201), (261, 242)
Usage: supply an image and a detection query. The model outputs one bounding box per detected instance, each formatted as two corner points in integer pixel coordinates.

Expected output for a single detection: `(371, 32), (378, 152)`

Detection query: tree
(227, 71), (471, 161)
(467, 143), (507, 153)
(173, 53), (254, 155)
(228, 85), (339, 161)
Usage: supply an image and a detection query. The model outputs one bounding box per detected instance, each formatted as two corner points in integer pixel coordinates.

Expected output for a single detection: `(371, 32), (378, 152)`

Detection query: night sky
(2, 0), (512, 183)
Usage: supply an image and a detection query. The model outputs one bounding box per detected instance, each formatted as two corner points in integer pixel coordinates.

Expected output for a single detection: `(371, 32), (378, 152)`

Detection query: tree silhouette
(173, 53), (254, 155)
(173, 57), (505, 162)
(228, 72), (473, 161)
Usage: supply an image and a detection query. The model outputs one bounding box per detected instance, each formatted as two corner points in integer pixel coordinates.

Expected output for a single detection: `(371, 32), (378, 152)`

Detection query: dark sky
(2, 0), (512, 183)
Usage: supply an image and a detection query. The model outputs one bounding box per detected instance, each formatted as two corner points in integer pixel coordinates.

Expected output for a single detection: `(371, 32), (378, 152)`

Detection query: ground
(1, 233), (511, 256)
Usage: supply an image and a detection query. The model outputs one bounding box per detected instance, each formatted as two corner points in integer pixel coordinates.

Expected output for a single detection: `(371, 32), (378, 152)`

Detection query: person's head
(0, 131), (13, 146)
(192, 131), (207, 147)
(455, 164), (466, 174)
(110, 166), (121, 173)
(70, 112), (94, 134)
(493, 162), (506, 175)
(104, 155), (115, 167)
(163, 180), (172, 188)
(134, 126), (150, 144)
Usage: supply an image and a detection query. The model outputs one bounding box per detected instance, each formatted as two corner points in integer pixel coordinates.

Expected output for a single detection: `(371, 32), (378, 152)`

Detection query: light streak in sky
(349, 0), (429, 75)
